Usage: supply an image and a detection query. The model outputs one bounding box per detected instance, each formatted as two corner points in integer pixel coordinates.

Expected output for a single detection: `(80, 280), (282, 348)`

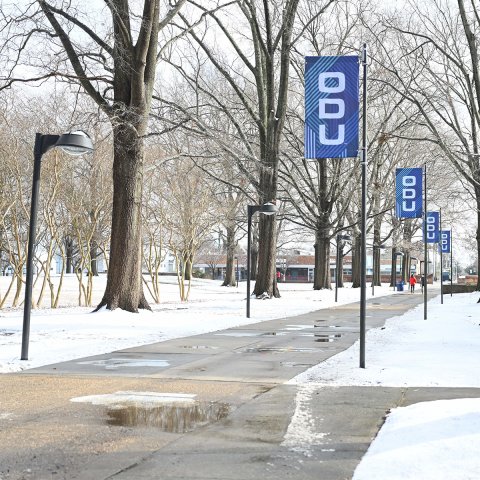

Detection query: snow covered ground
(286, 291), (480, 479)
(1, 275), (479, 479)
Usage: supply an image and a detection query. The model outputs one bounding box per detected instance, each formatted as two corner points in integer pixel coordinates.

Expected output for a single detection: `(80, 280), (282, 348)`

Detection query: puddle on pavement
(106, 401), (230, 433)
(283, 325), (312, 331)
(294, 332), (344, 342)
(281, 361), (315, 368)
(314, 334), (342, 342)
(243, 346), (316, 353)
(215, 332), (261, 337)
(72, 391), (231, 433)
(325, 325), (357, 331)
(179, 345), (218, 350)
(77, 358), (170, 370)
(314, 324), (357, 331)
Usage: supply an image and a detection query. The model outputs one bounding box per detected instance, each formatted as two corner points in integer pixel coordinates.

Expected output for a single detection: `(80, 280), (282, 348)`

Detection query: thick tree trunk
(252, 143), (279, 298)
(313, 228), (331, 289)
(96, 122), (149, 312)
(372, 225), (382, 287)
(252, 143), (279, 297)
(313, 160), (335, 290)
(253, 211), (279, 298)
(222, 225), (236, 287)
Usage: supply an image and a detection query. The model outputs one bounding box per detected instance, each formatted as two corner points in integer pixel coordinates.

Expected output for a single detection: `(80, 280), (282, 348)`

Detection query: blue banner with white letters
(395, 168), (423, 218)
(304, 56), (359, 159)
(440, 230), (451, 253)
(424, 211), (440, 243)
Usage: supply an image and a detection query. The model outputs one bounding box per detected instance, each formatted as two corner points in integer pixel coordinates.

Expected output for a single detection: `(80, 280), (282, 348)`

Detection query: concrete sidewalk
(1, 289), (478, 480)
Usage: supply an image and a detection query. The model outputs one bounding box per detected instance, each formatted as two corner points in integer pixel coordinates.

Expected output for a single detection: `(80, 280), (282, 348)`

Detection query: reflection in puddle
(283, 325), (312, 331)
(243, 347), (316, 353)
(180, 345), (218, 350)
(315, 334), (342, 342)
(215, 332), (260, 337)
(77, 358), (170, 370)
(281, 361), (315, 368)
(0, 330), (15, 336)
(106, 401), (230, 433)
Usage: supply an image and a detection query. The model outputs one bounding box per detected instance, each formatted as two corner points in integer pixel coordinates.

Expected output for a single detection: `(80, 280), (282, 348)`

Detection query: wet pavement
(1, 288), (479, 479)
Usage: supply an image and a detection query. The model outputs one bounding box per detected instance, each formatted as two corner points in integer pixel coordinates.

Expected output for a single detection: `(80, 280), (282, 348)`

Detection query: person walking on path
(409, 274), (417, 293)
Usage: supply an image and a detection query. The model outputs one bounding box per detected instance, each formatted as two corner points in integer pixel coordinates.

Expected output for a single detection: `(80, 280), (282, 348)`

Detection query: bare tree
(160, 158), (218, 301)
(0, 104), (29, 308)
(380, 0), (480, 290)
(166, 0), (336, 298)
(0, 0), (188, 311)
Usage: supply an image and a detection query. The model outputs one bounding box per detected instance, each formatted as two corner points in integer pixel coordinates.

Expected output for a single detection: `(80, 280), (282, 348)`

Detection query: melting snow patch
(282, 384), (328, 457)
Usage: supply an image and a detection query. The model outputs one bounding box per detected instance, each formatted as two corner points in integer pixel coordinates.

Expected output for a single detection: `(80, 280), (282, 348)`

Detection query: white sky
(0, 276), (479, 479)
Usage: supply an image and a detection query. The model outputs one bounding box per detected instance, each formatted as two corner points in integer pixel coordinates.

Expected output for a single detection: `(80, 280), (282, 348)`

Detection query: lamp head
(338, 234), (351, 241)
(57, 130), (93, 156)
(260, 202), (277, 215)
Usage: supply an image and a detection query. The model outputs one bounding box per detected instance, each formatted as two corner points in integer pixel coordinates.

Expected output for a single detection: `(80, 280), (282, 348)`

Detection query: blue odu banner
(440, 230), (451, 253)
(304, 56), (359, 159)
(395, 168), (423, 218)
(425, 211), (440, 243)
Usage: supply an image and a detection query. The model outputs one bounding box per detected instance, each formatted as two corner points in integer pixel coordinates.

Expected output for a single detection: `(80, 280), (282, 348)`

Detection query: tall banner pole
(424, 164), (428, 320)
(304, 51), (360, 365)
(451, 231), (453, 296)
(440, 209), (443, 304)
(360, 43), (367, 369)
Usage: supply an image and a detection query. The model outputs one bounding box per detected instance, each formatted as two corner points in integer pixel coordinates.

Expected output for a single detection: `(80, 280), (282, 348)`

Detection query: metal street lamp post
(439, 208), (443, 305)
(450, 233), (453, 297)
(246, 202), (277, 318)
(335, 234), (351, 303)
(21, 132), (93, 360)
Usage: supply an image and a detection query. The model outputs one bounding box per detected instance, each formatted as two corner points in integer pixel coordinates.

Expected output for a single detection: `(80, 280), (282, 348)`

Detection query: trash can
(396, 281), (404, 291)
